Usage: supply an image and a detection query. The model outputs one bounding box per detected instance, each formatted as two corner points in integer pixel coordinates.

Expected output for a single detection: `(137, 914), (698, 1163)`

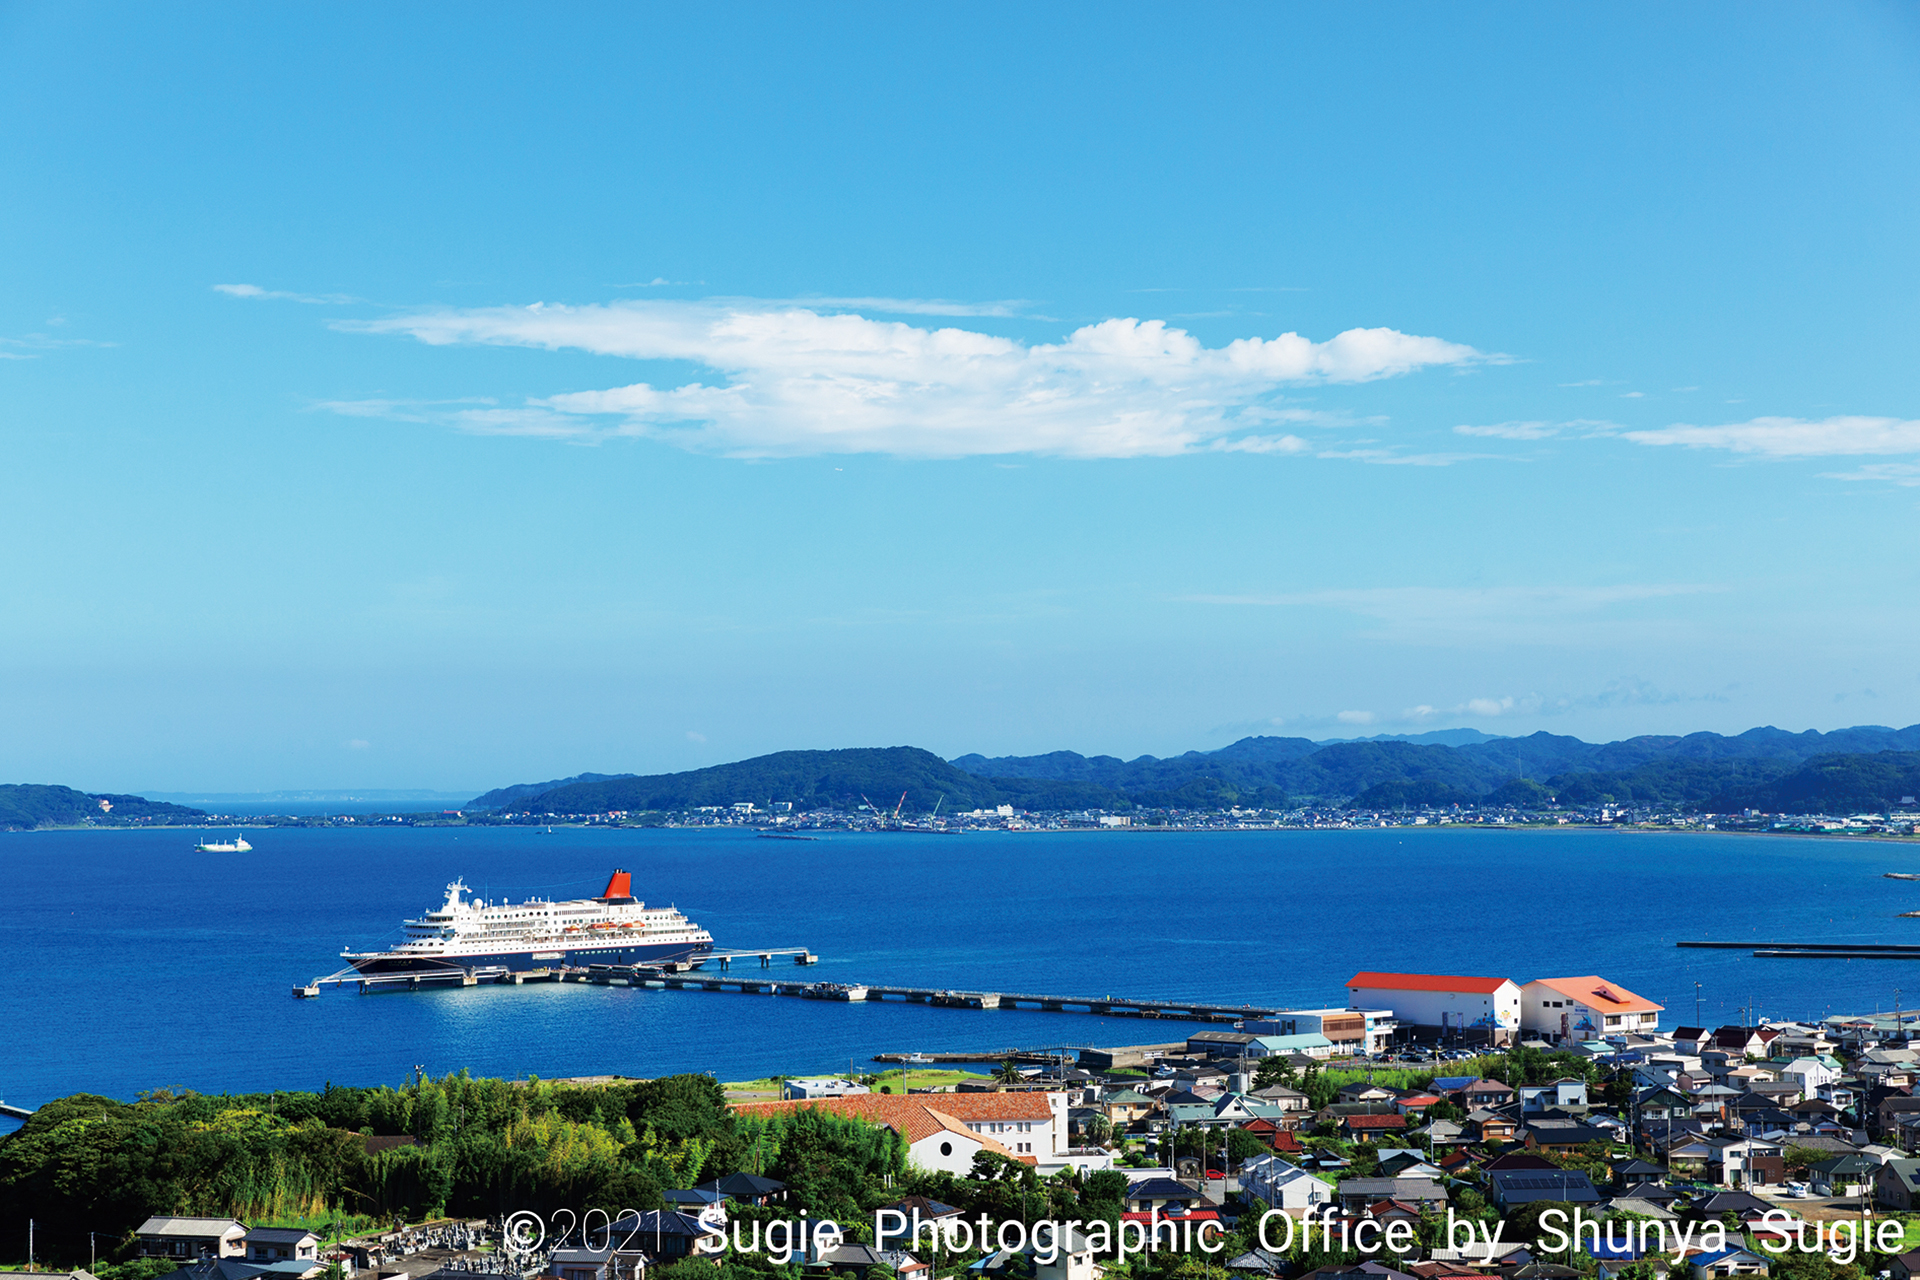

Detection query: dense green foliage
(0, 1073), (862, 1266)
(0, 784), (206, 830)
(1709, 751), (1920, 813)
(1537, 758), (1800, 809)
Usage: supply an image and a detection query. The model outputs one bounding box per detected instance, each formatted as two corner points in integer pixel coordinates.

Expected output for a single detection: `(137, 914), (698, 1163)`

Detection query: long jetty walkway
(1678, 940), (1920, 960)
(592, 968), (1279, 1022)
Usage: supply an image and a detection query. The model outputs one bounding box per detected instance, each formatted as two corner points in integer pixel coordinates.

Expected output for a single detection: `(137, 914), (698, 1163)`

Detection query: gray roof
(139, 1219), (248, 1237)
(1337, 1177), (1447, 1201)
(242, 1231), (317, 1246)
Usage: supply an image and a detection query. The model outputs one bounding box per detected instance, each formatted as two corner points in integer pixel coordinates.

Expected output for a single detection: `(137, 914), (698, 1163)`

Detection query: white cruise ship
(342, 870), (714, 976)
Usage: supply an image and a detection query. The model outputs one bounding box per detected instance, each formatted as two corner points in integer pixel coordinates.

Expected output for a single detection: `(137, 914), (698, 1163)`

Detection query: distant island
(10, 723), (1920, 832)
(0, 784), (206, 832)
(469, 723), (1920, 818)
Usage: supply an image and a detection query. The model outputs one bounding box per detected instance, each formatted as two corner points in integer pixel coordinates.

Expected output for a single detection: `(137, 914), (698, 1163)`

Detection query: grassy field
(1317, 1056), (1508, 1090)
(723, 1068), (991, 1099)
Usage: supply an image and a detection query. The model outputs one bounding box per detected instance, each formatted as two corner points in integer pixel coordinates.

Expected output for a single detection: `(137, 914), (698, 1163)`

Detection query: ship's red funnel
(601, 869), (632, 900)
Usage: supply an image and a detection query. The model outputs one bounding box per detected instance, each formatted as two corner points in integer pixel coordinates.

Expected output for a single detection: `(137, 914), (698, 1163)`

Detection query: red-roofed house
(1521, 976), (1663, 1041)
(1339, 1113), (1408, 1139)
(1346, 972), (1522, 1044)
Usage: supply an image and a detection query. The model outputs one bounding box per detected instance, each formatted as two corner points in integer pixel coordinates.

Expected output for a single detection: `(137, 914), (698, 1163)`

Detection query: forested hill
(492, 747), (1121, 816)
(950, 723), (1920, 809)
(0, 784), (207, 831)
(472, 723), (1920, 814)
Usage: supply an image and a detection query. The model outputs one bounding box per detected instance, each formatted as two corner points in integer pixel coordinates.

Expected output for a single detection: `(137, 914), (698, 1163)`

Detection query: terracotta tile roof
(1348, 971), (1512, 995)
(1527, 975), (1664, 1014)
(1342, 1114), (1408, 1129)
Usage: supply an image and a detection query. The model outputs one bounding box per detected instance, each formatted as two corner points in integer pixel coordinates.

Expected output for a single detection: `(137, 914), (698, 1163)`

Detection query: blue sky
(4, 3), (1919, 792)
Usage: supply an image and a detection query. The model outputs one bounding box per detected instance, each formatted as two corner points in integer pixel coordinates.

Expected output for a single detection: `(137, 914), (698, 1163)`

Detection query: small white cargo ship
(195, 832), (253, 852)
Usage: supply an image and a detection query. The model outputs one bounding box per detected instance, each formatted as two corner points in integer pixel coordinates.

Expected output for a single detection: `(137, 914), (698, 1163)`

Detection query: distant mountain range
(469, 723), (1920, 815)
(0, 784), (206, 832)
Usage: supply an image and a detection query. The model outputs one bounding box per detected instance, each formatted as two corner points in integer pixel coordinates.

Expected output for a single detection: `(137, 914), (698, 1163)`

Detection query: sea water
(2, 824), (1916, 1112)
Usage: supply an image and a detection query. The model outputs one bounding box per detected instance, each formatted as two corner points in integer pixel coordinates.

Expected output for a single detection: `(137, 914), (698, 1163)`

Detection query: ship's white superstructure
(343, 869), (714, 975)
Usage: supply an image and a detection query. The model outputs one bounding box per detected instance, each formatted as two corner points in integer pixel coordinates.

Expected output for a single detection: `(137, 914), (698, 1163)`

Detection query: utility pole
(1695, 983), (1703, 1028)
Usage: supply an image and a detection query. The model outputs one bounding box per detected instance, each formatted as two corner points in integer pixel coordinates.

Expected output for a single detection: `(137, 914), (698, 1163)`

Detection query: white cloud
(761, 295), (1035, 318)
(1623, 415), (1920, 458)
(1452, 418), (1618, 442)
(330, 299), (1488, 459)
(1454, 420), (1558, 440)
(1819, 462), (1920, 487)
(1336, 710), (1376, 725)
(685, 730), (708, 743)
(1313, 448), (1498, 466)
(1, 331), (115, 357)
(345, 738), (370, 750)
(216, 283), (355, 305)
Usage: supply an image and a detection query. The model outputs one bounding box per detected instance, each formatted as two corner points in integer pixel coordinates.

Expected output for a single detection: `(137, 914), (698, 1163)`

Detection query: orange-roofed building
(1521, 976), (1664, 1041)
(1345, 971), (1521, 1045)
(731, 1091), (1062, 1175)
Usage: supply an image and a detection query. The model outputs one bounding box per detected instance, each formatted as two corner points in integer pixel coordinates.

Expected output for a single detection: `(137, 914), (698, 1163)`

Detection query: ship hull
(346, 939), (713, 976)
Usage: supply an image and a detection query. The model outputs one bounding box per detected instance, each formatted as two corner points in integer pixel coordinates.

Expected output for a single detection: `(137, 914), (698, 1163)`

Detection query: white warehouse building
(1521, 975), (1663, 1042)
(1346, 971), (1522, 1045)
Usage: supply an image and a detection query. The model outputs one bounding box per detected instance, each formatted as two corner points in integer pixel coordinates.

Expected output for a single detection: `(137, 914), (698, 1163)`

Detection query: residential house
(1098, 1090), (1152, 1128)
(1876, 1096), (1920, 1139)
(1709, 1026), (1783, 1058)
(1333, 1178), (1448, 1213)
(1780, 1057), (1842, 1093)
(241, 1232), (317, 1265)
(1339, 1113), (1408, 1141)
(810, 1244), (928, 1280)
(1610, 1159), (1666, 1193)
(1518, 1079), (1589, 1113)
(1338, 1082), (1399, 1104)
(1239, 1155), (1337, 1213)
(1487, 1170), (1602, 1208)
(1345, 972), (1521, 1044)
(1690, 1193), (1776, 1226)
(607, 1211), (722, 1263)
(1461, 1079), (1516, 1110)
(1705, 1137), (1783, 1188)
(1809, 1155), (1878, 1199)
(697, 1172), (789, 1205)
(1522, 1122), (1613, 1154)
(1664, 1139), (1718, 1178)
(1376, 1152), (1446, 1180)
(136, 1220), (249, 1262)
(1248, 1085), (1310, 1112)
(1521, 976), (1664, 1042)
(784, 1078), (871, 1100)
(1686, 1247), (1771, 1280)
(732, 1092), (1060, 1170)
(1466, 1108), (1517, 1143)
(1123, 1178), (1202, 1214)
(1483, 1151), (1561, 1171)
(1877, 1159), (1920, 1209)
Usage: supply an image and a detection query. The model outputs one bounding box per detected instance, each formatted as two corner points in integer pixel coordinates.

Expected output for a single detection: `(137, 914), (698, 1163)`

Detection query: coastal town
(18, 970), (1920, 1280)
